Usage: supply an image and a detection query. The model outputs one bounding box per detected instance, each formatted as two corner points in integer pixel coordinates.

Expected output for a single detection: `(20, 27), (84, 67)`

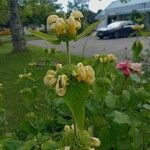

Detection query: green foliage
(64, 82), (89, 130)
(130, 10), (144, 24)
(0, 27), (150, 149)
(67, 0), (90, 12)
(132, 41), (143, 61)
(0, 0), (9, 25)
(112, 111), (131, 124)
(20, 0), (61, 29)
(31, 21), (100, 45)
(30, 31), (61, 45)
(75, 21), (100, 41)
(104, 92), (117, 109)
(61, 128), (91, 149)
(86, 55), (150, 150)
(129, 127), (143, 149)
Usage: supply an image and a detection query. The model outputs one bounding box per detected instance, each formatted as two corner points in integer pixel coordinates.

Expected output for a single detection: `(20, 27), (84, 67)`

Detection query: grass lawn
(0, 43), (82, 130)
(0, 35), (40, 44)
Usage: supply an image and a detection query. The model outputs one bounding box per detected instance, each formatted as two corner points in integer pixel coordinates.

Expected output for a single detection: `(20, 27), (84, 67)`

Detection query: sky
(57, 0), (115, 13)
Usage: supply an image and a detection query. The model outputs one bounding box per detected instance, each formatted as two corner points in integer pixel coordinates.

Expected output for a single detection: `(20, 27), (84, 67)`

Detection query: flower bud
(70, 10), (84, 19)
(64, 146), (70, 150)
(55, 75), (68, 96)
(56, 63), (63, 70)
(19, 74), (23, 79)
(90, 137), (101, 147)
(46, 70), (56, 75)
(77, 62), (84, 68)
(47, 15), (59, 25)
(43, 74), (57, 87)
(54, 18), (66, 36)
(94, 54), (100, 60)
(99, 57), (103, 63)
(64, 125), (71, 132)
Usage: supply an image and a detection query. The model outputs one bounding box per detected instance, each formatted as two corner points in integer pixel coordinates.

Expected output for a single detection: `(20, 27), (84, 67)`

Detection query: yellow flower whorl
(47, 15), (59, 25)
(47, 10), (83, 38)
(70, 10), (84, 19)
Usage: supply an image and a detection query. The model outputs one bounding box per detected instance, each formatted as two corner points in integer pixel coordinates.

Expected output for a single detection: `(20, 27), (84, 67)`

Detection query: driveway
(28, 33), (150, 60)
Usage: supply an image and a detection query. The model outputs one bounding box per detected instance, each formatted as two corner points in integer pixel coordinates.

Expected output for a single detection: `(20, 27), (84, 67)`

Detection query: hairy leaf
(64, 82), (89, 130)
(130, 74), (141, 83)
(75, 21), (100, 41)
(20, 140), (34, 150)
(30, 31), (61, 45)
(113, 111), (131, 124)
(105, 93), (116, 108)
(129, 127), (143, 149)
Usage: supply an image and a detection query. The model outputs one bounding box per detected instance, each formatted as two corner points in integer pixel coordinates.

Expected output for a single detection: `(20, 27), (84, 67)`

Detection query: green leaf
(98, 127), (113, 150)
(56, 116), (68, 125)
(0, 108), (6, 125)
(41, 140), (57, 150)
(0, 138), (13, 150)
(64, 82), (89, 130)
(4, 140), (24, 150)
(30, 31), (61, 45)
(130, 74), (141, 83)
(116, 138), (132, 150)
(140, 31), (150, 37)
(86, 100), (100, 114)
(122, 90), (130, 102)
(20, 140), (34, 150)
(105, 93), (116, 108)
(113, 111), (131, 124)
(20, 121), (38, 135)
(143, 104), (150, 110)
(75, 21), (100, 41)
(93, 77), (111, 100)
(122, 90), (130, 105)
(110, 122), (130, 138)
(129, 127), (143, 149)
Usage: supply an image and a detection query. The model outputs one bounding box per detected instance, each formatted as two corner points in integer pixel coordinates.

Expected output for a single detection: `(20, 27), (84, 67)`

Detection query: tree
(20, 0), (61, 32)
(0, 0), (9, 26)
(67, 0), (90, 12)
(87, 11), (96, 24)
(9, 0), (26, 52)
(130, 10), (145, 24)
(0, 0), (9, 45)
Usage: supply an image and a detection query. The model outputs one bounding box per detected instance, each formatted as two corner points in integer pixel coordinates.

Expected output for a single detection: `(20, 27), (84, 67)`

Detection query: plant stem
(82, 36), (88, 58)
(66, 41), (71, 65)
(73, 115), (77, 136)
(124, 76), (128, 90)
(36, 135), (42, 150)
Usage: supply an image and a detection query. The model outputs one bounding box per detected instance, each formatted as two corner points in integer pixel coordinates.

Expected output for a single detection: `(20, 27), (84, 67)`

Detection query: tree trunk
(10, 0), (26, 52)
(44, 20), (47, 33)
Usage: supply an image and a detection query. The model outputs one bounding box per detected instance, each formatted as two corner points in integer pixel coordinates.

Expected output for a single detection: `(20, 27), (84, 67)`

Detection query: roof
(107, 0), (150, 9)
(96, 0), (150, 19)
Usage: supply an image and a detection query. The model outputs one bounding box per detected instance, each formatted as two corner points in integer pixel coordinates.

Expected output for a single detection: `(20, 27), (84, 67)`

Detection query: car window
(107, 22), (123, 28)
(126, 22), (134, 25)
(122, 21), (134, 28)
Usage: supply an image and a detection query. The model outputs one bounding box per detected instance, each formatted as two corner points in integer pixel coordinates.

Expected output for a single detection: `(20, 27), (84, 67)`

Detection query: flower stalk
(66, 41), (71, 65)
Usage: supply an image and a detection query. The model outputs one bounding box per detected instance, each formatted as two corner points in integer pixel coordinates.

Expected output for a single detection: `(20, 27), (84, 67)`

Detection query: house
(96, 0), (150, 29)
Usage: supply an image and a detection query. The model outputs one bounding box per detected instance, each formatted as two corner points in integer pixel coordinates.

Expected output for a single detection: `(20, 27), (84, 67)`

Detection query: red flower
(117, 61), (143, 77)
(123, 68), (131, 76)
(116, 61), (131, 76)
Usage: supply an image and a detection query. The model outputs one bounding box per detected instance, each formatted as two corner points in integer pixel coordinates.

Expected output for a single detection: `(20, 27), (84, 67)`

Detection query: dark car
(97, 21), (135, 39)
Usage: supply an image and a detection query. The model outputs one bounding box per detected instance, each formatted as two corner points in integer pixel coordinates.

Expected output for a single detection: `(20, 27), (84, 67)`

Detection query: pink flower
(129, 63), (142, 74)
(117, 61), (143, 77)
(116, 61), (131, 76)
(116, 61), (130, 70)
(123, 68), (131, 76)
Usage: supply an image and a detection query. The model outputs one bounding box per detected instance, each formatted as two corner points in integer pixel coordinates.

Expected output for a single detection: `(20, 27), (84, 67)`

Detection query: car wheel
(114, 31), (120, 39)
(99, 36), (103, 39)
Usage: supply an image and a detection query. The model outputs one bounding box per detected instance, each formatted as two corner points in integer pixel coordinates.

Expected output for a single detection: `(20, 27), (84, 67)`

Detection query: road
(28, 33), (150, 60)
